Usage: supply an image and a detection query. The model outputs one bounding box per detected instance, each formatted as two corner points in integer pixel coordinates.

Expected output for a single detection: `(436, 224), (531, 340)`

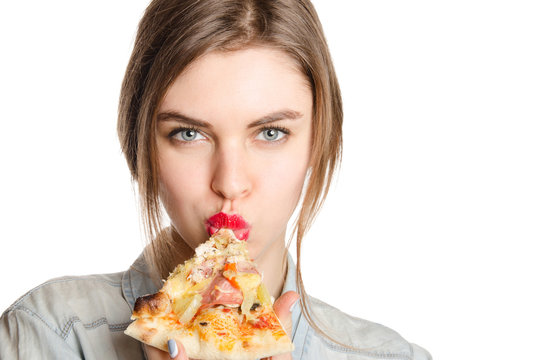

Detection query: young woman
(1, 0), (430, 359)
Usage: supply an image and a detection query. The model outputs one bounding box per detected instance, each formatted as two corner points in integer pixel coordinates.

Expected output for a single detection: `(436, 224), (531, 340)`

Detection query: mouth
(206, 212), (251, 241)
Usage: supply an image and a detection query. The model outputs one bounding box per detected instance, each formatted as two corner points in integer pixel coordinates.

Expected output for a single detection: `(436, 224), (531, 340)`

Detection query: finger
(269, 292), (299, 360)
(144, 339), (188, 360)
(273, 291), (300, 335)
(144, 344), (167, 359)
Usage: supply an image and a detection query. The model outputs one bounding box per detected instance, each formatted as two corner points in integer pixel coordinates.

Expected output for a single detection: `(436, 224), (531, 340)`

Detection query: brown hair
(118, 0), (343, 346)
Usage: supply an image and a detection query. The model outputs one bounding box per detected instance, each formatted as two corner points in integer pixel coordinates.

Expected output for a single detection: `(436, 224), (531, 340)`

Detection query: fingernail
(289, 298), (300, 312)
(168, 339), (178, 358)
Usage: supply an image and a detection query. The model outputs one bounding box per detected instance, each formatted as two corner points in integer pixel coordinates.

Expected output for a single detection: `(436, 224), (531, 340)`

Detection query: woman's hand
(144, 339), (189, 360)
(144, 291), (300, 360)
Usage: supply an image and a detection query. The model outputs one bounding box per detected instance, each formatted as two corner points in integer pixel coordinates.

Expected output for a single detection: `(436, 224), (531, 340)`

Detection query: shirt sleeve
(0, 308), (81, 359)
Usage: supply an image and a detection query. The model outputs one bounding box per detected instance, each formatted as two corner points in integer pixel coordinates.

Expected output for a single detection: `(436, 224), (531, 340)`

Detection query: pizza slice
(124, 229), (294, 360)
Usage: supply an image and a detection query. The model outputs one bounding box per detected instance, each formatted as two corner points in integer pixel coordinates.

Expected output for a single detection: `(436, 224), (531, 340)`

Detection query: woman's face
(155, 47), (313, 260)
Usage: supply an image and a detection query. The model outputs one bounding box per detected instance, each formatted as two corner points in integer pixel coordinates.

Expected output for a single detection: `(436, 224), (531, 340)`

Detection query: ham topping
(189, 259), (215, 283)
(200, 274), (243, 307)
(198, 260), (260, 311)
(234, 261), (260, 275)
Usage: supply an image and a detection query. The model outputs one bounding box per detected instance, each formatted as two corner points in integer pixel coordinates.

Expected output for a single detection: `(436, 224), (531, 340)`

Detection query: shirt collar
(122, 250), (161, 310)
(282, 254), (309, 359)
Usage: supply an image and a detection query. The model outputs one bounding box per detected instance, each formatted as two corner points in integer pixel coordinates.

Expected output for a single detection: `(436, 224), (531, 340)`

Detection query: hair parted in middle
(118, 0), (343, 345)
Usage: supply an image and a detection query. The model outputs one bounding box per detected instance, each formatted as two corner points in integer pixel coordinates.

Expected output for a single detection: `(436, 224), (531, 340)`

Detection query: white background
(1, 1), (543, 359)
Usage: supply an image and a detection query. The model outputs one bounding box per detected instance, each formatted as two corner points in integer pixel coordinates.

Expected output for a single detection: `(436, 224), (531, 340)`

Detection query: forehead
(159, 47), (312, 122)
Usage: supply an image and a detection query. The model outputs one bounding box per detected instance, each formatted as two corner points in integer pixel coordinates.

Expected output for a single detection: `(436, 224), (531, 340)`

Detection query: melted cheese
(163, 265), (190, 298)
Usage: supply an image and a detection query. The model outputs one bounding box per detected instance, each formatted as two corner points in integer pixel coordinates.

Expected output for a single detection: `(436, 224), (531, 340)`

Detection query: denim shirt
(1, 252), (431, 360)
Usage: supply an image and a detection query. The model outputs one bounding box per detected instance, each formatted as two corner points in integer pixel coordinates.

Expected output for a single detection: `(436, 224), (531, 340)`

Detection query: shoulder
(4, 272), (130, 324)
(304, 296), (432, 360)
(1, 272), (143, 359)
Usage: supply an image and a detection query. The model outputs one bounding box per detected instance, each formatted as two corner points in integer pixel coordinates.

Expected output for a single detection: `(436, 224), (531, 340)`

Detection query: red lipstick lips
(206, 212), (250, 240)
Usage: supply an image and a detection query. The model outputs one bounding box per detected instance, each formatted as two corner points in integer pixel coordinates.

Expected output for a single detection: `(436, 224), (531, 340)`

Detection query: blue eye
(257, 128), (288, 142)
(180, 129), (197, 141)
(170, 128), (205, 142)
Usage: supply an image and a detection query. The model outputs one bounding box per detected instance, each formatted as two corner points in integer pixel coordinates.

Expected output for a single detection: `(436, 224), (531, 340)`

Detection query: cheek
(260, 131), (311, 209)
(270, 161), (306, 197)
(158, 153), (209, 218)
(256, 150), (309, 217)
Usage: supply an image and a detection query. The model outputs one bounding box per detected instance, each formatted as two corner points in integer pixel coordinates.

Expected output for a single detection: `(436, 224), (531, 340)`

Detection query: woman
(1, 0), (430, 359)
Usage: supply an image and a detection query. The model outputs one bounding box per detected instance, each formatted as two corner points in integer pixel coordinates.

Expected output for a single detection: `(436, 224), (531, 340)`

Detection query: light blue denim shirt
(1, 252), (431, 359)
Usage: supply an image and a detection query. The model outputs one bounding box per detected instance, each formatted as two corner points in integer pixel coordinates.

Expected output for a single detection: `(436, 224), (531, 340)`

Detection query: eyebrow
(247, 110), (303, 128)
(157, 111), (211, 128)
(156, 109), (303, 128)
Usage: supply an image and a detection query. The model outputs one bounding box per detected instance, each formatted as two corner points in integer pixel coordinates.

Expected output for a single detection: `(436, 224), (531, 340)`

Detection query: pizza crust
(125, 309), (294, 360)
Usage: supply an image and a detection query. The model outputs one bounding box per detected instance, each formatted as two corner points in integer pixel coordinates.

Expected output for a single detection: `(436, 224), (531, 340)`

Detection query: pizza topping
(223, 262), (237, 283)
(256, 279), (273, 307)
(162, 265), (190, 298)
(201, 274), (244, 307)
(234, 261), (259, 274)
(224, 262), (237, 272)
(250, 313), (276, 330)
(188, 259), (215, 283)
(194, 240), (220, 262)
(173, 293), (203, 324)
(237, 274), (262, 320)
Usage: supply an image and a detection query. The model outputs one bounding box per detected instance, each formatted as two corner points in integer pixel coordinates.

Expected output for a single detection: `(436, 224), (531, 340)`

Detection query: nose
(210, 145), (252, 201)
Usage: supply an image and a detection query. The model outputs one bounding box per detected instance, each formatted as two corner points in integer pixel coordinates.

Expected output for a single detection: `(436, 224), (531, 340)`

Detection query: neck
(253, 231), (289, 301)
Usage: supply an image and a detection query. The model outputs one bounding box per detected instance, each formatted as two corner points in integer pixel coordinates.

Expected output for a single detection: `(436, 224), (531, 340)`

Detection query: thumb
(167, 339), (187, 359)
(266, 291), (299, 360)
(144, 339), (188, 359)
(273, 291), (300, 336)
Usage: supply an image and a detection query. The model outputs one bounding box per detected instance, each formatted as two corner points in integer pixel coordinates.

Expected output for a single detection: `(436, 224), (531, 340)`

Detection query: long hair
(118, 0), (343, 346)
